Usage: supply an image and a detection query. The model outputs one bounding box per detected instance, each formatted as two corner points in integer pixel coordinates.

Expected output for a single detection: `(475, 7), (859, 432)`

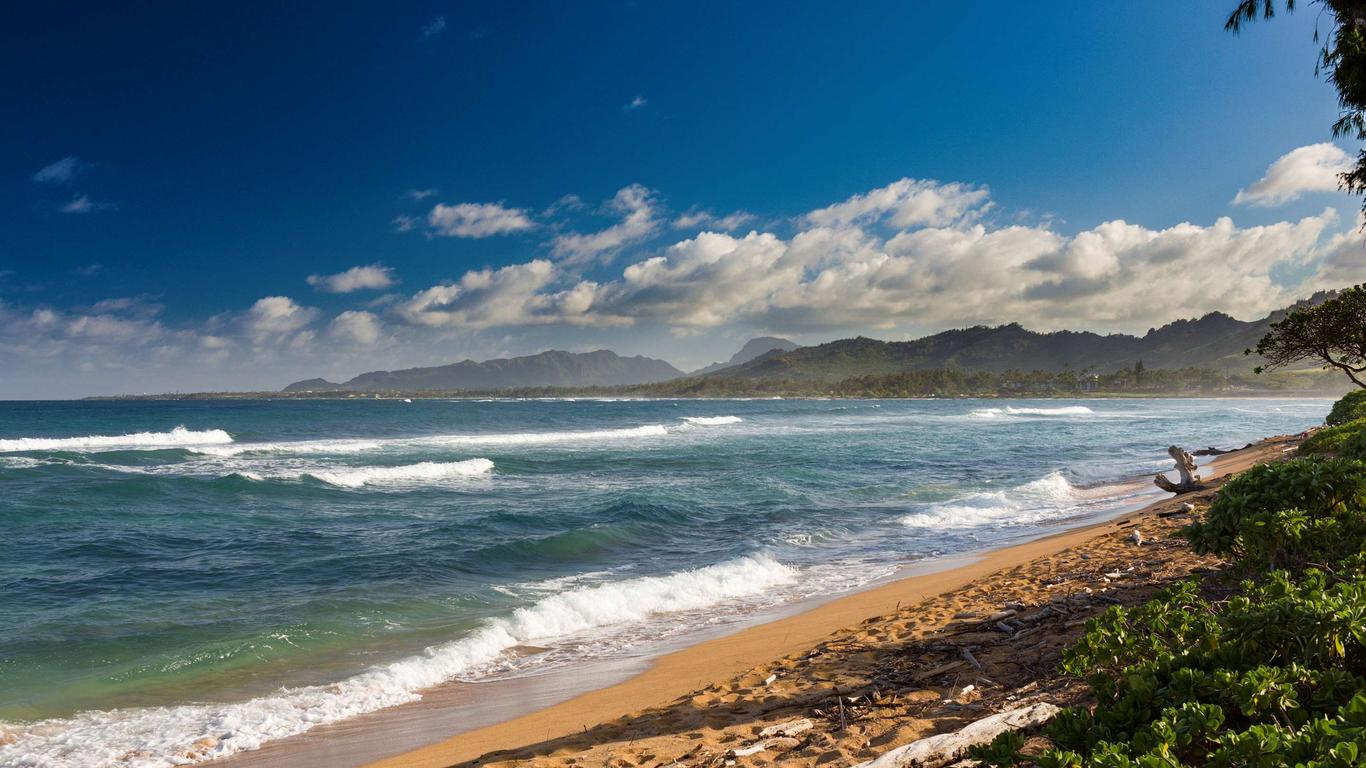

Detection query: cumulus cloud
(34, 157), (79, 184)
(428, 202), (536, 238)
(551, 184), (660, 264)
(307, 264), (396, 293)
(624, 96), (648, 111)
(382, 177), (1365, 335)
(329, 310), (383, 345)
(806, 178), (991, 229)
(243, 296), (318, 342)
(1234, 143), (1353, 207)
(405, 189), (436, 200)
(396, 259), (614, 329)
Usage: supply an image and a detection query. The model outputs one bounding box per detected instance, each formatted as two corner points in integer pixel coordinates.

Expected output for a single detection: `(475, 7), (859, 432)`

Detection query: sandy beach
(246, 433), (1297, 768)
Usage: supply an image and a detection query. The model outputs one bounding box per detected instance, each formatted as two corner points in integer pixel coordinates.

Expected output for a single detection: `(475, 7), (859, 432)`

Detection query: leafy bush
(1183, 458), (1366, 571)
(1327, 389), (1366, 427)
(1342, 427), (1366, 463)
(1301, 418), (1366, 456)
(969, 573), (1366, 767)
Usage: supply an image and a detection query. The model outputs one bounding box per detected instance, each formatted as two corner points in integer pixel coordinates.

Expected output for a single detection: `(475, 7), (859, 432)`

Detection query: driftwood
(852, 702), (1060, 768)
(1154, 445), (1205, 494)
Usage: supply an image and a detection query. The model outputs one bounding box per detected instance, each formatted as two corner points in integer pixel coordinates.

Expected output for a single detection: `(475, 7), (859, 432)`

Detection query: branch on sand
(1154, 445), (1205, 494)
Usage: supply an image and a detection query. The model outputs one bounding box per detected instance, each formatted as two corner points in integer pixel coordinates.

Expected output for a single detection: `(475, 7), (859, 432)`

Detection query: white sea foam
(969, 406), (1095, 419)
(194, 424), (669, 457)
(681, 416), (743, 426)
(0, 554), (795, 768)
(900, 471), (1116, 530)
(303, 459), (494, 488)
(0, 426), (233, 454)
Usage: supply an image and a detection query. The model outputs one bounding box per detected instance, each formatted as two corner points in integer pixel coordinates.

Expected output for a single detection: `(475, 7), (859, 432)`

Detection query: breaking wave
(0, 426), (233, 453)
(681, 416), (743, 426)
(969, 406), (1095, 419)
(0, 554), (795, 768)
(900, 471), (1111, 530)
(194, 425), (669, 457)
(302, 459), (494, 488)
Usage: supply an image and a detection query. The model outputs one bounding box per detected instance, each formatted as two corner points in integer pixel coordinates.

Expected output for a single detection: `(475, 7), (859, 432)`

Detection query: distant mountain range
(283, 350), (683, 392)
(283, 292), (1337, 393)
(690, 337), (800, 376)
(706, 293), (1336, 382)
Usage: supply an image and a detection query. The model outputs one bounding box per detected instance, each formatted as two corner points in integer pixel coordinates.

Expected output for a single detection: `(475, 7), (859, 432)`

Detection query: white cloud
(60, 195), (108, 214)
(396, 260), (614, 329)
(34, 157), (79, 184)
(385, 179), (1359, 335)
(624, 96), (648, 111)
(427, 202), (536, 238)
(405, 188), (436, 200)
(393, 215), (419, 232)
(329, 310), (383, 345)
(551, 184), (660, 264)
(243, 296), (318, 342)
(422, 16), (447, 39)
(805, 178), (991, 229)
(1234, 143), (1353, 207)
(307, 264), (396, 293)
(672, 209), (756, 231)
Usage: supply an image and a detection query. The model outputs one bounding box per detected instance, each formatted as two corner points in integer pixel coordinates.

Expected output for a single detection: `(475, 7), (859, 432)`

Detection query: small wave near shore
(0, 554), (796, 768)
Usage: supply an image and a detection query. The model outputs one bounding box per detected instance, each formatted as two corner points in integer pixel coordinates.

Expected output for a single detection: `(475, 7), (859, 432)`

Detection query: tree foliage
(1251, 285), (1366, 388)
(1227, 1), (1366, 216)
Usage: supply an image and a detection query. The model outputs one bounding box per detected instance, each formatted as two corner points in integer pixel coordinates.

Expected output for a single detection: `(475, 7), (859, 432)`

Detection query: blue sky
(3, 2), (1364, 397)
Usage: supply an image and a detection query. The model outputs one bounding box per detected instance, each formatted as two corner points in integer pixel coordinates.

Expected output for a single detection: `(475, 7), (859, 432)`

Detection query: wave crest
(969, 405), (1094, 418)
(0, 426), (233, 453)
(304, 459), (494, 488)
(195, 425), (669, 457)
(681, 416), (743, 426)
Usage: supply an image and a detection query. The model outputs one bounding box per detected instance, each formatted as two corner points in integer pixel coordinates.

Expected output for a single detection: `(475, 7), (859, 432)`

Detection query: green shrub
(1342, 427), (1366, 463)
(1301, 418), (1366, 456)
(969, 572), (1366, 767)
(1183, 458), (1366, 571)
(1327, 389), (1366, 427)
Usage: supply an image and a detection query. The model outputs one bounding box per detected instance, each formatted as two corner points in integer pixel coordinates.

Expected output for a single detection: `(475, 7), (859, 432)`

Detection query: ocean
(0, 397), (1329, 767)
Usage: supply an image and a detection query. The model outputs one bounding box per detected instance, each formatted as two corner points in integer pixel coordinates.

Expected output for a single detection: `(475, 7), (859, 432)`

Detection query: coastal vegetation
(1252, 285), (1366, 389)
(966, 389), (1366, 767)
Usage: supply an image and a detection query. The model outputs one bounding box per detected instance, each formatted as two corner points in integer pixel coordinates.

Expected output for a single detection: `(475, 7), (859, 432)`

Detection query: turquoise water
(0, 397), (1328, 766)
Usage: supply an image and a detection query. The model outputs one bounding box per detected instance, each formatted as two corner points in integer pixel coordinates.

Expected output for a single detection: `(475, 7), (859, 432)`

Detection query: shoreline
(361, 439), (1286, 768)
(205, 438), (1285, 768)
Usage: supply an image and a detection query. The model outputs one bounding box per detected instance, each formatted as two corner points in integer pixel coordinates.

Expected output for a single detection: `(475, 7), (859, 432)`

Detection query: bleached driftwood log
(852, 702), (1060, 768)
(1154, 445), (1204, 494)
